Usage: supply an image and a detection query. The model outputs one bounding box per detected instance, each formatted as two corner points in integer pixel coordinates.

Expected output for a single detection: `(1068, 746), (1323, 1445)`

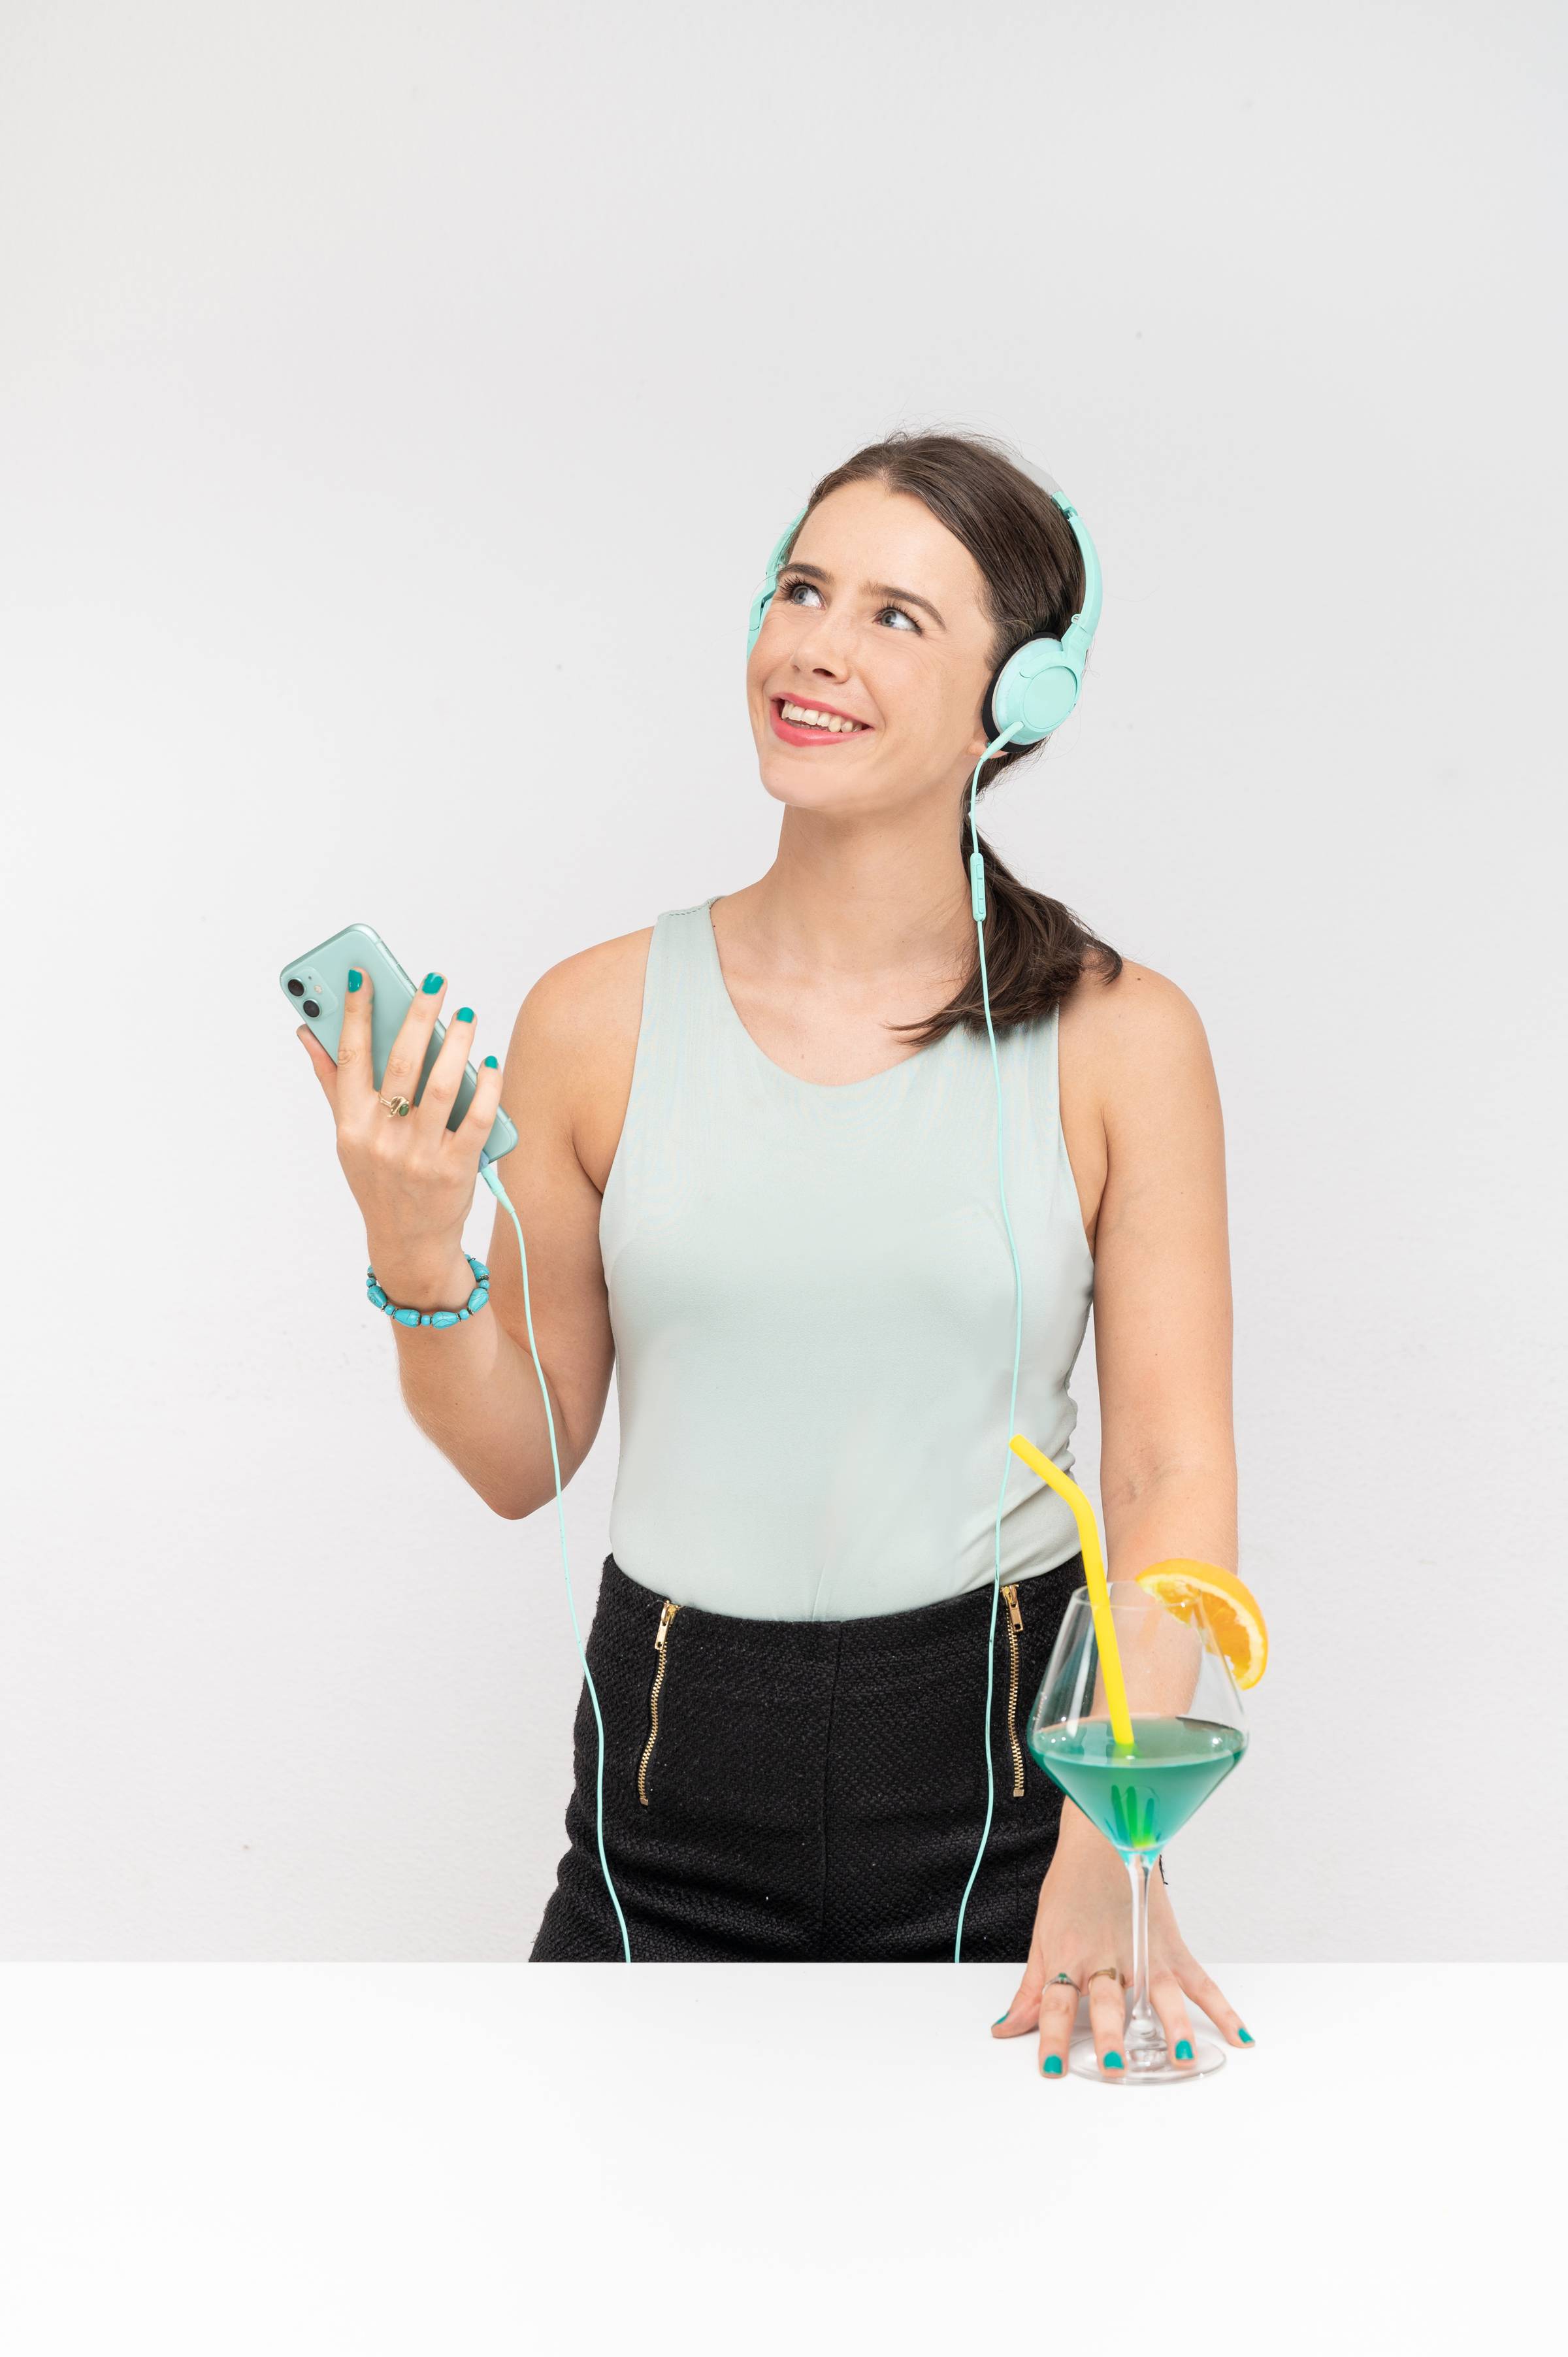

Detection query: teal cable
(951, 722), (1026, 1965)
(480, 1157), (635, 1963)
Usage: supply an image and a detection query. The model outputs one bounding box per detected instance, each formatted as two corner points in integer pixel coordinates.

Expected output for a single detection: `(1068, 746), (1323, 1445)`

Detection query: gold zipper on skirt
(637, 1600), (681, 1805)
(1002, 1583), (1025, 1798)
(637, 1587), (1020, 1807)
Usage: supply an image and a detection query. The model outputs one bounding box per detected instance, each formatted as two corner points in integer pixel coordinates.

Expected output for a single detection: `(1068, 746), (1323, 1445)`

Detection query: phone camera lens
(302, 997), (321, 1017)
(287, 977), (304, 996)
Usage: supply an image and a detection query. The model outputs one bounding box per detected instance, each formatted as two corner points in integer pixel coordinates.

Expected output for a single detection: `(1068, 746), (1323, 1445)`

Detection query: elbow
(485, 1487), (548, 1524)
(483, 1381), (602, 1521)
(486, 1494), (532, 1523)
(487, 1463), (581, 1523)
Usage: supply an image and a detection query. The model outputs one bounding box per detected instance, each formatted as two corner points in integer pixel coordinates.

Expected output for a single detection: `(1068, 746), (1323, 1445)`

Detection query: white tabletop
(0, 1962), (1554, 2351)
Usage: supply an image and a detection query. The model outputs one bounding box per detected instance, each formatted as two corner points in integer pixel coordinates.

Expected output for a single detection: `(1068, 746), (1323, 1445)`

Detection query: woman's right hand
(295, 964), (505, 1303)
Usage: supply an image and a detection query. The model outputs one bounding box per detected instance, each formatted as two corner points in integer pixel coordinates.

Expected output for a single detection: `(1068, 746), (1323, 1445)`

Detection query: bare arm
(374, 957), (619, 1519)
(1090, 964), (1236, 1570)
(1055, 960), (1237, 1852)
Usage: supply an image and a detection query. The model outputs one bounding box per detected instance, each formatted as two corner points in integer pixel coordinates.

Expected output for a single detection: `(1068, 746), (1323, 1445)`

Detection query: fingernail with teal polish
(422, 972), (443, 993)
(1239, 2026), (1255, 2045)
(992, 2013), (1008, 2026)
(347, 968), (362, 991)
(1175, 2039), (1194, 2061)
(1103, 2051), (1124, 2070)
(456, 1006), (474, 1023)
(483, 1054), (498, 1068)
(1042, 2054), (1063, 2075)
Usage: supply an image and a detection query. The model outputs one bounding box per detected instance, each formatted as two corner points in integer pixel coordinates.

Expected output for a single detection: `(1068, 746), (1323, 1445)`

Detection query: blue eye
(777, 572), (920, 632)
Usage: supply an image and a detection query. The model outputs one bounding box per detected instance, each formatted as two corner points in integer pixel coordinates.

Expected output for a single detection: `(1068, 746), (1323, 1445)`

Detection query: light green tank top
(598, 898), (1096, 1620)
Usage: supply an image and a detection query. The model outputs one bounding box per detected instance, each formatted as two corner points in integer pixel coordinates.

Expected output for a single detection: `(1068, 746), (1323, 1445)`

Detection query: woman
(296, 429), (1255, 2077)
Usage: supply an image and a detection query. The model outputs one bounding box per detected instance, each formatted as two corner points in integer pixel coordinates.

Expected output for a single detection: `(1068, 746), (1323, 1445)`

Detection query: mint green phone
(280, 922), (519, 1166)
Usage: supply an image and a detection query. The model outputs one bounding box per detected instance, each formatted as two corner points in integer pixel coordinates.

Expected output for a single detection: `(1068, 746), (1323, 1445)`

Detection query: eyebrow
(779, 560), (946, 629)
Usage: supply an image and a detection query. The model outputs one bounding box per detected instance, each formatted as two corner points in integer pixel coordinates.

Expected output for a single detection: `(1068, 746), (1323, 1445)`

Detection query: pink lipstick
(769, 696), (874, 748)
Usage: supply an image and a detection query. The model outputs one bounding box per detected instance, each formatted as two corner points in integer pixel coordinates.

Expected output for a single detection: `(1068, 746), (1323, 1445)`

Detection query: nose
(786, 608), (855, 681)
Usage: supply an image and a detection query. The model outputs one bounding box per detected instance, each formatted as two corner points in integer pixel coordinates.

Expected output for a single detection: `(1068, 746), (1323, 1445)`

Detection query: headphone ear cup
(747, 507), (810, 654)
(988, 636), (1083, 746)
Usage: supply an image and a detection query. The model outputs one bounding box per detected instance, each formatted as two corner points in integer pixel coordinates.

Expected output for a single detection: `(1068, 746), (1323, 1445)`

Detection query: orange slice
(1134, 1558), (1269, 1689)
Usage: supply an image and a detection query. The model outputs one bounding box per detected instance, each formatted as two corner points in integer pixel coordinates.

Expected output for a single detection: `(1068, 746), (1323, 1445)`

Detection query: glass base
(1067, 2031), (1227, 2084)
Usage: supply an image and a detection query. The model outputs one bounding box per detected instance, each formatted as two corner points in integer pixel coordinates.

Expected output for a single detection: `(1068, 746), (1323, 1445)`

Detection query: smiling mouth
(770, 697), (874, 746)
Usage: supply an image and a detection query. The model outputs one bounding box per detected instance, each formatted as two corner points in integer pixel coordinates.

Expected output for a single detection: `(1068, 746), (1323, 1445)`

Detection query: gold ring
(379, 1093), (412, 1118)
(1085, 1966), (1125, 1988)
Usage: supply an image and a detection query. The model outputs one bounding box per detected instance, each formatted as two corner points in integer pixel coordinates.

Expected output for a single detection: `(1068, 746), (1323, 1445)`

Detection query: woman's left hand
(990, 1832), (1254, 2077)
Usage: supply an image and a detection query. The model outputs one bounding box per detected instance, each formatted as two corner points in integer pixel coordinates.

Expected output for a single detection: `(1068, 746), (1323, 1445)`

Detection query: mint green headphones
(746, 488), (1102, 746)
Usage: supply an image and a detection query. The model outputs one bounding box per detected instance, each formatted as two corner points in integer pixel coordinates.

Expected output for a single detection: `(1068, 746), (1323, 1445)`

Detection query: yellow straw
(1009, 1434), (1137, 1753)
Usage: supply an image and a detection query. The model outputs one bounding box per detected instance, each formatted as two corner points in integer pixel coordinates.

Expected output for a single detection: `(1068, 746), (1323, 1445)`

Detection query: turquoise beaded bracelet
(366, 1253), (490, 1328)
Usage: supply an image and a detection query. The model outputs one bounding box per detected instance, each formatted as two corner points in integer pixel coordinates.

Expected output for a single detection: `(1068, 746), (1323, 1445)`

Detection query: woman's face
(746, 479), (998, 823)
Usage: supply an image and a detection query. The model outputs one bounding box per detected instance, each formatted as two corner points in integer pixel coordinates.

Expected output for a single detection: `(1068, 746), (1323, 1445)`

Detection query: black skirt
(529, 1547), (1086, 1963)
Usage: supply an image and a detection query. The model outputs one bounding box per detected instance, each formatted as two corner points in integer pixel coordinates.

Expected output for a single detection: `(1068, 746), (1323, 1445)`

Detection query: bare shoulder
(1064, 952), (1212, 1066)
(502, 925), (655, 1191)
(1059, 952), (1221, 1143)
(514, 925), (653, 1058)
(1053, 953), (1222, 1257)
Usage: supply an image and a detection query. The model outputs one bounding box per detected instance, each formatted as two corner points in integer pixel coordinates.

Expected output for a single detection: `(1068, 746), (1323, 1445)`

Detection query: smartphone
(280, 923), (519, 1165)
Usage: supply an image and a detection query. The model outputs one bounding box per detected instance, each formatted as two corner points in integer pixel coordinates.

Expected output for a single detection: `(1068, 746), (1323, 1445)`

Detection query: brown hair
(781, 427), (1123, 1043)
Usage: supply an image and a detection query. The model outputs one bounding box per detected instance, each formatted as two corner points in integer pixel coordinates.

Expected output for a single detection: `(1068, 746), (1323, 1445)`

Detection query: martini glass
(1026, 1581), (1249, 2083)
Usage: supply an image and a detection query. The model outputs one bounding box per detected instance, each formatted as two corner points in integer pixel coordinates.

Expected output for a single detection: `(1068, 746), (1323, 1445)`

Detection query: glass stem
(1124, 1849), (1164, 2064)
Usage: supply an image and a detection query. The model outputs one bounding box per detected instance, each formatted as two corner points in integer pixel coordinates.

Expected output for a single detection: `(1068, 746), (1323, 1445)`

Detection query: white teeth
(781, 701), (862, 733)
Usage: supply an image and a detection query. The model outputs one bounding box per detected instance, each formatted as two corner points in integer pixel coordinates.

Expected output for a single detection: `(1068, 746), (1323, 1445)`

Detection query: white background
(1, 0), (1561, 1961)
